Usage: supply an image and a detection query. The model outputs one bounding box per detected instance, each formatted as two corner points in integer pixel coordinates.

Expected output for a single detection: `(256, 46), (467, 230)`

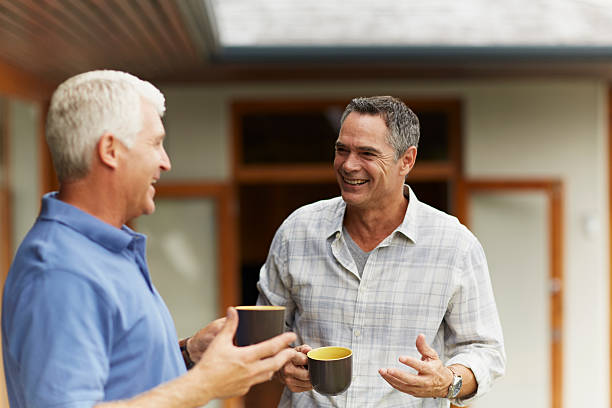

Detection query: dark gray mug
(307, 346), (353, 396)
(235, 306), (286, 346)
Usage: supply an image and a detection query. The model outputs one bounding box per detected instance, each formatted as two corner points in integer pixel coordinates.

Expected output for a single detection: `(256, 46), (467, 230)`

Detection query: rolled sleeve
(444, 238), (506, 405)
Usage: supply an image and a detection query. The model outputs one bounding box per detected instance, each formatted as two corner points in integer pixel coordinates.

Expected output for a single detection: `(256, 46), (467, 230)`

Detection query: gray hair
(340, 96), (419, 159)
(46, 70), (165, 182)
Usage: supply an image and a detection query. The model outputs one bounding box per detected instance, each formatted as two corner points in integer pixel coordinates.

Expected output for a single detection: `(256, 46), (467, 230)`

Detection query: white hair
(46, 70), (165, 182)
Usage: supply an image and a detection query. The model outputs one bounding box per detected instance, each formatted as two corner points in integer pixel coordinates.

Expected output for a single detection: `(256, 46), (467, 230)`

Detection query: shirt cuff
(445, 355), (489, 406)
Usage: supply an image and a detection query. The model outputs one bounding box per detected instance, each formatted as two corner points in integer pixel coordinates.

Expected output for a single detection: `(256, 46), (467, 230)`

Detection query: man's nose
(342, 152), (360, 171)
(160, 146), (171, 171)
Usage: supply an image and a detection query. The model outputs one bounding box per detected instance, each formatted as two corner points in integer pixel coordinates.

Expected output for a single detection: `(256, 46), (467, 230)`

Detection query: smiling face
(333, 112), (415, 212)
(118, 99), (171, 222)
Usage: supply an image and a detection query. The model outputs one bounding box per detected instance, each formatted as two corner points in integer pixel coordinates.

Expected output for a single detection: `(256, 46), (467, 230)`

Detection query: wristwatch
(445, 366), (462, 399)
(179, 337), (196, 370)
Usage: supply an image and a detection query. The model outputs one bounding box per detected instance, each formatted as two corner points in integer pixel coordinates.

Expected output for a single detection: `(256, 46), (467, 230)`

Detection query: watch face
(450, 376), (462, 398)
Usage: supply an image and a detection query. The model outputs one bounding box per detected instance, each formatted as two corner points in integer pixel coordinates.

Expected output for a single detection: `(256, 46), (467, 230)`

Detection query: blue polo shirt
(2, 193), (186, 407)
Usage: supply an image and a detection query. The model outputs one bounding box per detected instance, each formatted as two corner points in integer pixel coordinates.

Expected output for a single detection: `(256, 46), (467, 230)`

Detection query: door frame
(457, 179), (564, 408)
(608, 88), (612, 408)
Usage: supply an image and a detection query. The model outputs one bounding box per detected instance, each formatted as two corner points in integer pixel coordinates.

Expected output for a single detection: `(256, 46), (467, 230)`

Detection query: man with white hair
(2, 70), (297, 408)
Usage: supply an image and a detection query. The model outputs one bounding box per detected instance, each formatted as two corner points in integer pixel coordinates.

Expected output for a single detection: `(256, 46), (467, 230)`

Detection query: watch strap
(179, 337), (196, 370)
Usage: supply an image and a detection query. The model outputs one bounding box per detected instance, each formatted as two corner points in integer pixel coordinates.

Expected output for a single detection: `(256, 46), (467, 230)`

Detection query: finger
(285, 376), (313, 389)
(380, 374), (419, 395)
(295, 344), (312, 355)
(247, 348), (295, 384)
(286, 382), (313, 393)
(214, 307), (239, 342)
(398, 355), (428, 373)
(284, 361), (310, 381)
(255, 348), (297, 376)
(415, 334), (439, 361)
(246, 332), (297, 360)
(379, 368), (437, 398)
(382, 367), (424, 386)
(379, 369), (410, 392)
(210, 317), (226, 331)
(290, 350), (309, 366)
(280, 365), (312, 390)
(379, 368), (429, 393)
(195, 317), (225, 340)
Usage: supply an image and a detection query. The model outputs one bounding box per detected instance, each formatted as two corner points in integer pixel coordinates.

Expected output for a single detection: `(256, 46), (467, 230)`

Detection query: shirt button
(354, 329), (361, 337)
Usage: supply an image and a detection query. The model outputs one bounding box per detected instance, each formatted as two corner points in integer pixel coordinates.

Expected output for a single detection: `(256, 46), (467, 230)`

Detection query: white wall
(465, 81), (609, 408)
(161, 79), (609, 408)
(161, 89), (228, 181)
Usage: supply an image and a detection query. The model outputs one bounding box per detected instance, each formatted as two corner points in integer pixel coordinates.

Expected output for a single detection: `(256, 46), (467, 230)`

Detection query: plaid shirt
(258, 186), (505, 408)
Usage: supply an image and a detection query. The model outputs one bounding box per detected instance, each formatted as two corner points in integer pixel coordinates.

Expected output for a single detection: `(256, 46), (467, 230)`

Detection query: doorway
(458, 180), (564, 408)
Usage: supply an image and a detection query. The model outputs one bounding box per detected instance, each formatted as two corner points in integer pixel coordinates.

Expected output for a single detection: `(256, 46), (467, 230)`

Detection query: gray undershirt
(342, 226), (371, 277)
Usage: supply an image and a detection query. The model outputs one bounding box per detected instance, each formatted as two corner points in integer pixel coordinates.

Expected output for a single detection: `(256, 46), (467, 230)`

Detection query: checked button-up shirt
(258, 186), (505, 408)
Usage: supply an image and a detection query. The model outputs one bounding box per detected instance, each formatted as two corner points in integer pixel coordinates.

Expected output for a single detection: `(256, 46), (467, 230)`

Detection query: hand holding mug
(277, 344), (313, 392)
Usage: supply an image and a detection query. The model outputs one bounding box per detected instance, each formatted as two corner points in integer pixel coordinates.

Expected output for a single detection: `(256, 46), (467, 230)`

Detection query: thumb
(416, 334), (439, 361)
(217, 307), (239, 341)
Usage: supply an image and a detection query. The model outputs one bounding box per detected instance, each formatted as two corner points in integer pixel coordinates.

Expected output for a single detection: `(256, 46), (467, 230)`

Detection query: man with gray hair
(257, 96), (505, 407)
(2, 70), (297, 408)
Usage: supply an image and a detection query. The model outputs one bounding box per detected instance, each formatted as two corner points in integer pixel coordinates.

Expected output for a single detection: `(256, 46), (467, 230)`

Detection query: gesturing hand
(378, 334), (453, 398)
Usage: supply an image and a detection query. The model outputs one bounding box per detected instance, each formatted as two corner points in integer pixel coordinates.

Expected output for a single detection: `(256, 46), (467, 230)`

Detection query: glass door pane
(136, 198), (221, 408)
(136, 198), (220, 338)
(470, 192), (550, 408)
(9, 99), (40, 253)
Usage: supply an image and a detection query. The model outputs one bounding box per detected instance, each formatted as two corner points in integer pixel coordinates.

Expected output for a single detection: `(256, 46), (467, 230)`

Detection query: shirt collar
(325, 184), (420, 243)
(325, 198), (347, 239)
(396, 185), (419, 243)
(39, 192), (142, 253)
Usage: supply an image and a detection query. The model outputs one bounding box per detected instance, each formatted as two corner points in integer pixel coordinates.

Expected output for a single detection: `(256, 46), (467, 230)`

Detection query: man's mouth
(342, 176), (368, 186)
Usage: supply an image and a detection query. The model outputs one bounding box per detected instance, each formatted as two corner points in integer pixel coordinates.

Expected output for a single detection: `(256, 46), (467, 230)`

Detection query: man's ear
(399, 146), (417, 176)
(97, 133), (121, 169)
